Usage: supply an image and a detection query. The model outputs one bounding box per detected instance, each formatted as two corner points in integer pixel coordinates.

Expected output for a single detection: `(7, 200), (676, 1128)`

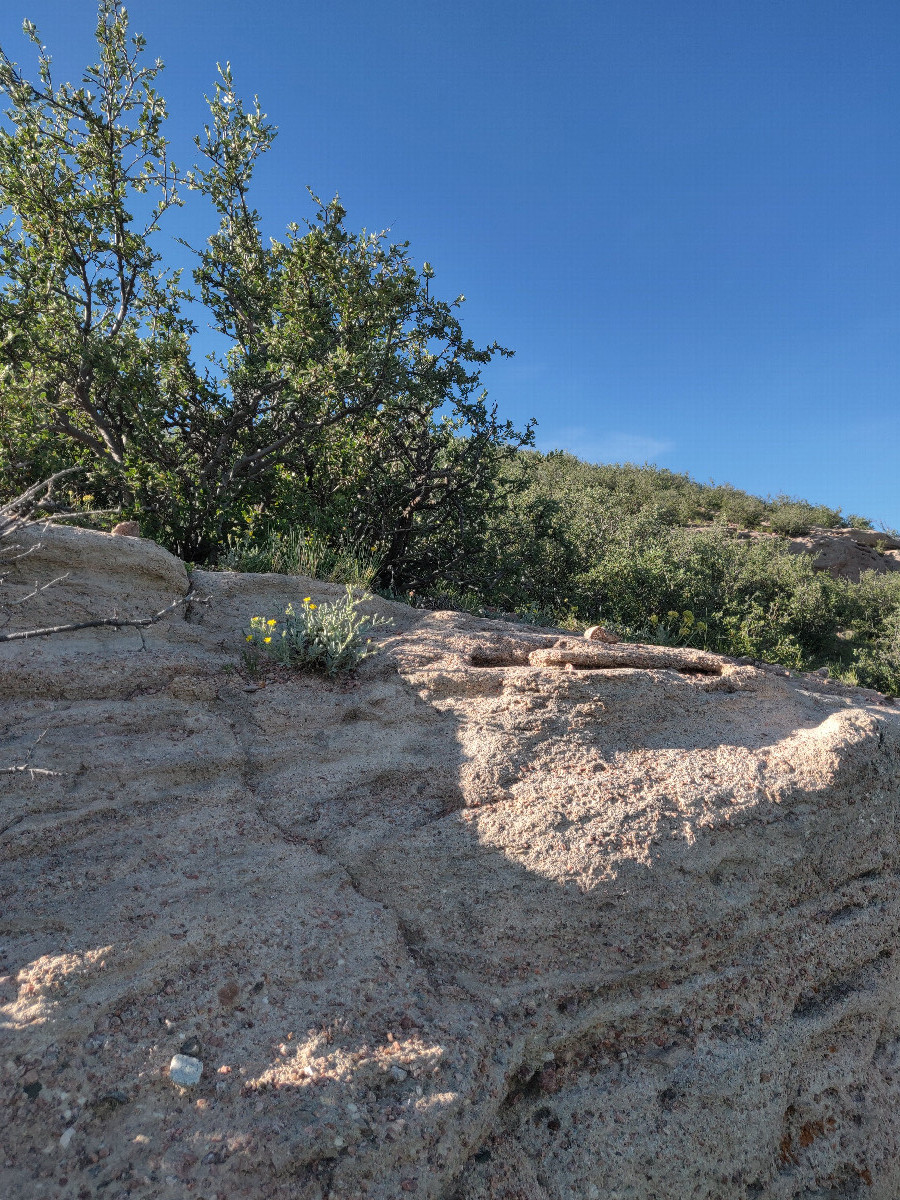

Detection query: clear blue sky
(3, 0), (899, 527)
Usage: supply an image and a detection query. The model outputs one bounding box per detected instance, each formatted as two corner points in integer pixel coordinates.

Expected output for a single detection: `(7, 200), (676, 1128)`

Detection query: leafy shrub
(570, 524), (843, 668)
(245, 589), (392, 676)
(851, 607), (900, 696)
(0, 7), (530, 567)
(836, 571), (900, 695)
(767, 497), (843, 536)
(766, 505), (814, 536)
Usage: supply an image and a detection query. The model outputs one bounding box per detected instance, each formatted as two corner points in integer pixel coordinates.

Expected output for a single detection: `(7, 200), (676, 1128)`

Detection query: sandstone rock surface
(583, 625), (622, 644)
(710, 524), (900, 581)
(2, 527), (900, 1199)
(110, 521), (142, 538)
(785, 527), (900, 582)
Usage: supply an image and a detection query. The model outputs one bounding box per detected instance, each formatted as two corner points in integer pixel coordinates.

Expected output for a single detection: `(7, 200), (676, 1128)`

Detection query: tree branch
(0, 586), (208, 642)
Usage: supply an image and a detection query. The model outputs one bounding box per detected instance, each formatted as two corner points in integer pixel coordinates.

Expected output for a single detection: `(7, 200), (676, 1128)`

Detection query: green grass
(221, 528), (380, 588)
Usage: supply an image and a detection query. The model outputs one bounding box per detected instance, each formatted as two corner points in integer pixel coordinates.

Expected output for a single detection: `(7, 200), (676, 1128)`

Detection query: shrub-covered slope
(227, 454), (900, 696)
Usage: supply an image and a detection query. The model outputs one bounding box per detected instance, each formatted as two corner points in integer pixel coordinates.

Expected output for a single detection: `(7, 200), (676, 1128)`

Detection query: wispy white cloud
(536, 427), (674, 465)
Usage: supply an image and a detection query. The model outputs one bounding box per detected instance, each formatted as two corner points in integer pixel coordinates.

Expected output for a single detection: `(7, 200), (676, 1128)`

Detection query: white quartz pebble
(169, 1054), (203, 1086)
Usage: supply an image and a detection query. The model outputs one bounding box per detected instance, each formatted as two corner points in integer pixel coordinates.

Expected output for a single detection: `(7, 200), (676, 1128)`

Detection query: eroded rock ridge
(2, 527), (900, 1199)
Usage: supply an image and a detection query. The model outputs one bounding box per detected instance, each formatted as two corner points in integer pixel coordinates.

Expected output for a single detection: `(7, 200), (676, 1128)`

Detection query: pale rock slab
(1, 527), (899, 1199)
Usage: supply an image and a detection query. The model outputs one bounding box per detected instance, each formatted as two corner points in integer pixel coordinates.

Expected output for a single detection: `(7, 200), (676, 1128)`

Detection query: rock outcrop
(2, 526), (900, 1199)
(717, 524), (900, 582)
(784, 527), (900, 582)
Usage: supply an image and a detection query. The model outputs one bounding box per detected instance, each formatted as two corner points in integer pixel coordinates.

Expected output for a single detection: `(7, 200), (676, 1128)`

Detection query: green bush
(767, 506), (814, 536)
(767, 497), (843, 536)
(570, 524), (843, 668)
(835, 571), (900, 695)
(245, 588), (392, 676)
(851, 608), (900, 696)
(0, 6), (530, 566)
(706, 485), (767, 528)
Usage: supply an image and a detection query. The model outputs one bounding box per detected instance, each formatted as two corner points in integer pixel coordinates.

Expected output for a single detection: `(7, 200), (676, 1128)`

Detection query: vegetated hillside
(227, 452), (900, 697)
(507, 452), (867, 534)
(489, 453), (900, 696)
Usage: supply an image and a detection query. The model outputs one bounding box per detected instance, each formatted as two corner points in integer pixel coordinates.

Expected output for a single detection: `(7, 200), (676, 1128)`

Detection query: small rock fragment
(584, 625), (621, 643)
(390, 1065), (408, 1082)
(169, 1054), (203, 1087)
(110, 520), (141, 538)
(218, 981), (239, 1006)
(59, 1127), (75, 1149)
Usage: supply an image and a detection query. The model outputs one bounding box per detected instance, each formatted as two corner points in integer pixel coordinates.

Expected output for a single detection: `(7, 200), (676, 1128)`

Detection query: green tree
(0, 4), (529, 566)
(0, 2), (189, 499)
(184, 69), (531, 570)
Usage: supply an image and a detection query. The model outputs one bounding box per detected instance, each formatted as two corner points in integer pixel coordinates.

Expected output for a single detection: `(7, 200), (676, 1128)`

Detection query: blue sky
(3, 0), (899, 526)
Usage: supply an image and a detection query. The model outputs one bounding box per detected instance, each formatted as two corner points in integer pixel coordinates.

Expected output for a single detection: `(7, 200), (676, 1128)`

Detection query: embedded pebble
(169, 1054), (203, 1086)
(391, 1065), (408, 1082)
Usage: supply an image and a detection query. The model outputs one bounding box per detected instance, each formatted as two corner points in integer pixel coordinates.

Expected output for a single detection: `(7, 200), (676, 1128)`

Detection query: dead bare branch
(1, 728), (63, 781)
(9, 572), (71, 604)
(0, 587), (209, 642)
(0, 765), (64, 779)
(0, 466), (87, 533)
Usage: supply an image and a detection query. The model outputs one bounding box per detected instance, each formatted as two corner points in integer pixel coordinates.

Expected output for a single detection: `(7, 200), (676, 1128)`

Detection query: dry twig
(0, 587), (208, 642)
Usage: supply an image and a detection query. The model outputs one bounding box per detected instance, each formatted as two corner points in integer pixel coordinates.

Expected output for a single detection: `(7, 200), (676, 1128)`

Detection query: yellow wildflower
(264, 636), (272, 643)
(303, 597), (311, 603)
(245, 634), (253, 642)
(309, 604), (317, 610)
(267, 618), (277, 626)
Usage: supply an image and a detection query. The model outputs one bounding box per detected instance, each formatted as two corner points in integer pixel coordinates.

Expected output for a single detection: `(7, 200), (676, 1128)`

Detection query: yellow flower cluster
(247, 614), (280, 645)
(649, 610), (708, 635)
(246, 600), (321, 651)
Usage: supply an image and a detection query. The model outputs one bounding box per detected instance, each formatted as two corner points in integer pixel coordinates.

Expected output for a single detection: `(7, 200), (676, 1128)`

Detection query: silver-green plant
(245, 587), (392, 676)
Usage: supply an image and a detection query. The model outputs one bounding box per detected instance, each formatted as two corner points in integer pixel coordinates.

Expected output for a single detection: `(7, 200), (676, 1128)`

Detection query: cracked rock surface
(2, 525), (900, 1199)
